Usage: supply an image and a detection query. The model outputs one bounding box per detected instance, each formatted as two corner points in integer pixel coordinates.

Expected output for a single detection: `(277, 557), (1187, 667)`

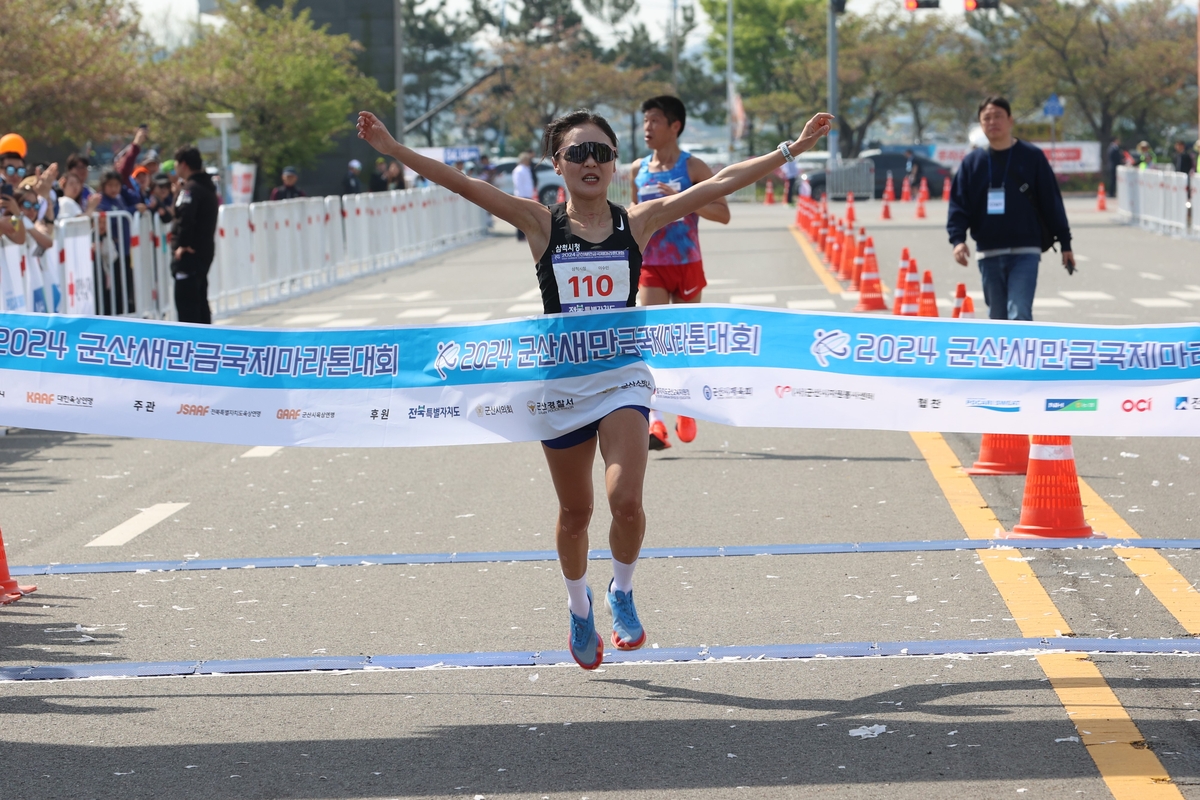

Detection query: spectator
(1106, 137), (1123, 196)
(132, 166), (153, 204)
(782, 156), (800, 205)
(57, 171), (95, 218)
(948, 95), (1074, 322)
(369, 157), (388, 192)
(342, 159), (364, 194)
(15, 186), (53, 253)
(453, 160), (466, 173)
(96, 169), (136, 315)
(146, 174), (175, 225)
(114, 125), (150, 198)
(475, 154), (496, 185)
(385, 160), (406, 190)
(511, 150), (535, 241)
(2, 150), (27, 189)
(170, 146), (219, 324)
(1172, 140), (1193, 175)
(1136, 140), (1155, 169)
(140, 149), (161, 177)
(0, 183), (25, 246)
(269, 166), (306, 201)
(64, 153), (94, 205)
(904, 148), (921, 187)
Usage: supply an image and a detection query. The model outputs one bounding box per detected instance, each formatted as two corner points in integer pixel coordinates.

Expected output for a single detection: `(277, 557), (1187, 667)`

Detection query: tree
(399, 0), (480, 146)
(0, 0), (152, 145)
(154, 0), (389, 196)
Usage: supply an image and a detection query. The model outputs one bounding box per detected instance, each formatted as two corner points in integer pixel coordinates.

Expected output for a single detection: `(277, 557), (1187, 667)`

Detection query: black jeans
(174, 271), (211, 324)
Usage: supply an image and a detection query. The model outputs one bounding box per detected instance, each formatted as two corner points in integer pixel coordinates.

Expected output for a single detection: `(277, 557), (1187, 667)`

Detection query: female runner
(357, 108), (833, 669)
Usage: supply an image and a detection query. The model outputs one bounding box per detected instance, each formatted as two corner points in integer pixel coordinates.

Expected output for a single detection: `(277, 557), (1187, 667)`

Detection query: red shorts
(638, 261), (706, 302)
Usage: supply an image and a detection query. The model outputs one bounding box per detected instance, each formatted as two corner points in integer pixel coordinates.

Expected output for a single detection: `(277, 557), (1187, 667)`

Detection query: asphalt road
(1, 199), (1199, 800)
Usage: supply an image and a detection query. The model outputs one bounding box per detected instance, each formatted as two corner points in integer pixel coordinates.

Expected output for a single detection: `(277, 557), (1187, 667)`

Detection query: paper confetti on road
(849, 725), (887, 739)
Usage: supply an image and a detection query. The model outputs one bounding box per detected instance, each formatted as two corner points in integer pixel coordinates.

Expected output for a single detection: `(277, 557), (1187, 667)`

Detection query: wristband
(778, 141), (795, 162)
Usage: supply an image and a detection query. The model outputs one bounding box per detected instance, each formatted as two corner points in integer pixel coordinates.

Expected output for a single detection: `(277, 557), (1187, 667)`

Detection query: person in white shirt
(782, 157), (800, 204)
(511, 151), (536, 241)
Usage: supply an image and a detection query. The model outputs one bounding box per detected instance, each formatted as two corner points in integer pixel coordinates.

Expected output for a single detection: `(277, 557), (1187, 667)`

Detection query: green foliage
(400, 0), (480, 146)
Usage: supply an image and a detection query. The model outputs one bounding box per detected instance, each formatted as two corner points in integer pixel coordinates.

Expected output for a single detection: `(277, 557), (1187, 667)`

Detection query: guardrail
(1115, 165), (1190, 234)
(0, 185), (488, 321)
(825, 159), (875, 200)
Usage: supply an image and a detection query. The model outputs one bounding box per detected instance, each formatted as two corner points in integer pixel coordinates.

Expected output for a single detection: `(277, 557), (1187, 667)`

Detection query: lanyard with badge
(987, 147), (1012, 215)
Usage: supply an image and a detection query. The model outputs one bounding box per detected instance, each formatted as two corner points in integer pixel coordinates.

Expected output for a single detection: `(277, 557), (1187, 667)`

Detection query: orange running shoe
(648, 419), (671, 450)
(675, 415), (697, 443)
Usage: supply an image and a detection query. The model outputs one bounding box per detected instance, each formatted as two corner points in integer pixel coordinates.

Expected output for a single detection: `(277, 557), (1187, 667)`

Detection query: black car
(802, 150), (953, 200)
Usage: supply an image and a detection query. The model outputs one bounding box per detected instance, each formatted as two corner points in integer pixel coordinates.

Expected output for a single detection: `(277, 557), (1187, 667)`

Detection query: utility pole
(726, 0), (734, 163)
(671, 0), (679, 91)
(394, 0), (405, 143)
(826, 1), (839, 167)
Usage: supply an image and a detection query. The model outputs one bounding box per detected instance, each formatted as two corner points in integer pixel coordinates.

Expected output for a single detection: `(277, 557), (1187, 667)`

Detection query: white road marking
(397, 290), (435, 301)
(86, 503), (190, 547)
(397, 307), (452, 319)
(345, 293), (389, 301)
(516, 287), (542, 301)
(1169, 291), (1200, 301)
(1073, 254), (1090, 261)
(730, 293), (778, 305)
(507, 303), (545, 313)
(241, 446), (282, 458)
(1059, 290), (1114, 301)
(786, 299), (837, 310)
(319, 317), (376, 327)
(284, 313), (340, 325)
(707, 278), (740, 286)
(1139, 272), (1165, 281)
(1101, 262), (1123, 271)
(1033, 298), (1074, 308)
(935, 298), (953, 308)
(1133, 298), (1191, 308)
(440, 312), (493, 322)
(968, 290), (985, 300)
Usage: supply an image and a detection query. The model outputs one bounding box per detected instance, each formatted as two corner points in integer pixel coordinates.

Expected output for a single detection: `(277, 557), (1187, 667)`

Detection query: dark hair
(641, 95), (687, 136)
(0, 152), (22, 162)
(977, 96), (1012, 119)
(542, 109), (619, 161)
(100, 169), (122, 186)
(66, 153), (90, 170)
(174, 145), (203, 172)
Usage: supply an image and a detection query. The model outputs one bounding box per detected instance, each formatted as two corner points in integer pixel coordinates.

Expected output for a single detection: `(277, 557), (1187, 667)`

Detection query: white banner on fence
(229, 163), (257, 205)
(1, 306), (1199, 446)
(932, 142), (1101, 174)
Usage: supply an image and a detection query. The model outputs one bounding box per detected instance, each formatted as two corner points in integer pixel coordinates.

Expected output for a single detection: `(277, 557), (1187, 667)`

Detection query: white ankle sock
(611, 558), (636, 593)
(563, 574), (590, 617)
(648, 409), (664, 426)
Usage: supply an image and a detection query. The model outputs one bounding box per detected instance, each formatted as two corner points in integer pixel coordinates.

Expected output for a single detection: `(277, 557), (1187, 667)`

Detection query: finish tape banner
(0, 306), (1198, 447)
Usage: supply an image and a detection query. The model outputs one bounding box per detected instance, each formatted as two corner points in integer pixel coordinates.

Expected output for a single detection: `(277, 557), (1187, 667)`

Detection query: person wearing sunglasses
(630, 95), (730, 450)
(2, 151), (27, 189)
(357, 106), (833, 670)
(15, 189), (53, 253)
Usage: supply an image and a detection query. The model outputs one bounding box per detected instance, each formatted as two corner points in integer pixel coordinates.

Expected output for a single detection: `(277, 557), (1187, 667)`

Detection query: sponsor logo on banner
(655, 387), (691, 400)
(277, 408), (301, 420)
(434, 341), (460, 379)
(177, 404), (210, 416)
(917, 398), (941, 409)
(1121, 398), (1152, 412)
(1046, 398), (1098, 412)
(27, 391), (93, 408)
(476, 404), (514, 417)
(27, 391), (53, 405)
(775, 385), (875, 401)
(810, 329), (851, 368)
(277, 408), (334, 419)
(1176, 396), (1200, 410)
(966, 398), (1021, 413)
(703, 385), (753, 400)
(527, 399), (575, 415)
(408, 405), (459, 419)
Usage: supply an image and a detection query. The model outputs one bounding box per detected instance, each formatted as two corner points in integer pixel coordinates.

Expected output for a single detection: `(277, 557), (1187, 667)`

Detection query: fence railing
(0, 185), (489, 321)
(1115, 165), (1190, 234)
(825, 159), (876, 200)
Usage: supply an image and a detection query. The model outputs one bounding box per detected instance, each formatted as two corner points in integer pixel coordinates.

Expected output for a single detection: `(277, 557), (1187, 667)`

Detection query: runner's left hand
(357, 112), (398, 155)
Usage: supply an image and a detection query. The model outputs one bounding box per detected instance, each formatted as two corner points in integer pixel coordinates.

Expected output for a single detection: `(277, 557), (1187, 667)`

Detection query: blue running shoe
(606, 579), (647, 650)
(568, 586), (604, 670)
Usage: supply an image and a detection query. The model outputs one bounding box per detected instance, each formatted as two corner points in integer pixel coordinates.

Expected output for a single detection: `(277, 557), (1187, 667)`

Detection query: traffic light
(904, 0), (939, 9)
(965, 0), (1000, 9)
(832, 0), (846, 11)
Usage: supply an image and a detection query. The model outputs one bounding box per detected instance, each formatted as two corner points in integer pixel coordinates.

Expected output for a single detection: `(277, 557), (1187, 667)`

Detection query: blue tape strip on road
(4, 637), (1200, 682)
(11, 537), (1200, 578)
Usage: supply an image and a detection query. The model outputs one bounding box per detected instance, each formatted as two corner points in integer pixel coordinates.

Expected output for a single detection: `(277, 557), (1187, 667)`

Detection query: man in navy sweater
(948, 96), (1075, 321)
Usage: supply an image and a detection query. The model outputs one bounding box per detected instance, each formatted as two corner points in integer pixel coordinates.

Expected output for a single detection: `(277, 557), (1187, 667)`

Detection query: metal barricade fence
(825, 159), (875, 200)
(1116, 165), (1190, 234)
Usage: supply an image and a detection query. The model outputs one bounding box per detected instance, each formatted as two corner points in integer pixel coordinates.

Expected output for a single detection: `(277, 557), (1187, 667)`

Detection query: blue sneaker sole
(570, 632), (604, 669)
(605, 589), (647, 651)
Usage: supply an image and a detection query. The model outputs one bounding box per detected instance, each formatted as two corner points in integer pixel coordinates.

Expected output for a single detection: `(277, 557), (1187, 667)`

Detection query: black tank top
(535, 201), (641, 315)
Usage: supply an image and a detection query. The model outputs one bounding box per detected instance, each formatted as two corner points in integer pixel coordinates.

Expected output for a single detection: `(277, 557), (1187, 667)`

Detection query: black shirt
(535, 202), (641, 315)
(269, 184), (306, 201)
(171, 171), (219, 275)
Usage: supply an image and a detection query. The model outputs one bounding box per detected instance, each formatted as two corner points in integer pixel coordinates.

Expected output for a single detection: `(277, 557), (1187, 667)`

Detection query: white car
(488, 158), (566, 205)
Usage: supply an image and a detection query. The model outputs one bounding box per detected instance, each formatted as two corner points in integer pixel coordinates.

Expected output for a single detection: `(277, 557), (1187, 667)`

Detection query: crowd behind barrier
(1115, 164), (1194, 235)
(0, 186), (489, 321)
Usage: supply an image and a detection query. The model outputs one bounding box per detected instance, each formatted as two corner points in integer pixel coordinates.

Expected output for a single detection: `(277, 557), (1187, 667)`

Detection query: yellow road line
(787, 225), (843, 295)
(911, 430), (1184, 799)
(1078, 480), (1200, 635)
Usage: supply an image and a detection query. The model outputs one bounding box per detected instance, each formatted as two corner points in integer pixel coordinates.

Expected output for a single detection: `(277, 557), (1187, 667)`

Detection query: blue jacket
(947, 139), (1071, 253)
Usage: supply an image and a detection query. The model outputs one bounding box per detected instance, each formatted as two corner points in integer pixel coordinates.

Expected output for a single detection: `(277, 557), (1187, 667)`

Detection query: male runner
(631, 95), (731, 449)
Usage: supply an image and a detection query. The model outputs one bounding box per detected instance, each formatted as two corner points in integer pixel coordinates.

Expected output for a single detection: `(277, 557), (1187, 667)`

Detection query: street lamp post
(726, 0), (734, 164)
(827, 2), (839, 167)
(395, 0), (405, 143)
(205, 112), (235, 205)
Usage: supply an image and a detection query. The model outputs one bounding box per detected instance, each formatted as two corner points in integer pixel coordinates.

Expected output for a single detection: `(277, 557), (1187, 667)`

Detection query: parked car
(489, 158), (565, 205)
(801, 150), (952, 200)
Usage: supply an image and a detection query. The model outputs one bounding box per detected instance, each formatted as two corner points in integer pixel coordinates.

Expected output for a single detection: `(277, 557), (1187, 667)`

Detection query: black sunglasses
(4, 165), (26, 177)
(557, 142), (618, 164)
(20, 200), (36, 209)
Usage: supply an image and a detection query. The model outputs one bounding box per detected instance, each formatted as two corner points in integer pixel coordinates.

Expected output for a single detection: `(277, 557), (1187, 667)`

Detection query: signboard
(919, 141), (1101, 174)
(229, 163), (257, 205)
(1043, 94), (1065, 118)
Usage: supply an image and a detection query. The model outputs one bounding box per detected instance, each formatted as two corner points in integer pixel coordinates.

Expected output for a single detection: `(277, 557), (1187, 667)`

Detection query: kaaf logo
(1121, 398), (1152, 412)
(26, 391), (53, 405)
(810, 329), (851, 368)
(1046, 398), (1098, 412)
(276, 408), (301, 420)
(176, 404), (209, 416)
(433, 341), (460, 379)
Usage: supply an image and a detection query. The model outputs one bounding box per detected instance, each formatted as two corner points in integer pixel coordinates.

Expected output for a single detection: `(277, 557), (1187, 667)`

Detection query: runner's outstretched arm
(357, 112), (547, 235)
(630, 112), (832, 245)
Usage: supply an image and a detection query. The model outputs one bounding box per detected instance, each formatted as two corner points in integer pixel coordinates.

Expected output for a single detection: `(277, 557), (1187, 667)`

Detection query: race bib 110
(552, 249), (631, 313)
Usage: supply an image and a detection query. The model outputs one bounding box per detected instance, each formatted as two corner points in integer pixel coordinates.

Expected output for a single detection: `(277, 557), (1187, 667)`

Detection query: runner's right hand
(357, 112), (397, 155)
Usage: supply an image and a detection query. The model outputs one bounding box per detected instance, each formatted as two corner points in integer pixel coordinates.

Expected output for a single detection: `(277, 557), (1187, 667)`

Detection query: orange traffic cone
(942, 177), (951, 200)
(919, 177), (930, 201)
(881, 199), (891, 220)
(1097, 183), (1108, 211)
(900, 261), (921, 316)
(892, 248), (911, 315)
(853, 237), (888, 312)
(915, 197), (926, 219)
(0, 526), (36, 605)
(951, 283), (966, 319)
(966, 434), (1029, 476)
(918, 270), (939, 317)
(765, 180), (776, 205)
(883, 174), (896, 202)
(827, 221), (841, 264)
(849, 229), (867, 290)
(960, 296), (976, 318)
(1008, 436), (1097, 538)
(838, 228), (857, 281)
(816, 217), (829, 252)
(900, 176), (912, 202)
(846, 192), (856, 226)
